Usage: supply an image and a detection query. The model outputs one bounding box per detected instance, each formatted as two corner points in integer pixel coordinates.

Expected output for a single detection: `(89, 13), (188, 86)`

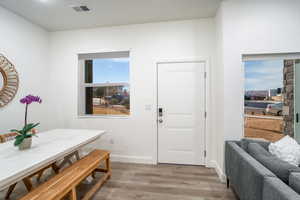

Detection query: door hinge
(204, 72), (207, 78)
(204, 150), (207, 157)
(204, 111), (207, 118)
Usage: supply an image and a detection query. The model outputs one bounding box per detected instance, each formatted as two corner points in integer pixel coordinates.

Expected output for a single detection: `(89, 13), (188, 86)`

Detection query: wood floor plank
(0, 162), (237, 200)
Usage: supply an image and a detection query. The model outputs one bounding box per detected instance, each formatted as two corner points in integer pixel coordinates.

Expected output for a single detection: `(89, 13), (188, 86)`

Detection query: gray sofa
(225, 139), (300, 200)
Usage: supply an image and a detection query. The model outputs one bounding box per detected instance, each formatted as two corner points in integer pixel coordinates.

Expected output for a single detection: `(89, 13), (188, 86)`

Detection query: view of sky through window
(244, 59), (285, 142)
(92, 58), (129, 83)
(245, 60), (283, 91)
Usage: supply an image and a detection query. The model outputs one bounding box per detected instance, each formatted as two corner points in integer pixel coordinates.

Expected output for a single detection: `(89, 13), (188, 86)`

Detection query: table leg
(35, 162), (60, 182)
(58, 151), (80, 169)
(23, 178), (33, 191)
(92, 171), (96, 179)
(36, 169), (45, 182)
(5, 162), (60, 198)
(5, 183), (17, 199)
(75, 151), (80, 161)
(52, 163), (60, 174)
(5, 177), (34, 199)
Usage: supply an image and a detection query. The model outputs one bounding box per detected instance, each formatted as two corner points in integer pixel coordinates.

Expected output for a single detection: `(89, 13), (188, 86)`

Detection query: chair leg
(226, 178), (230, 188)
(5, 183), (17, 199)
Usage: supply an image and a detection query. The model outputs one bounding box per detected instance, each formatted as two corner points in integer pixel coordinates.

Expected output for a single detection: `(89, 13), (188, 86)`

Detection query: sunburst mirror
(0, 54), (19, 107)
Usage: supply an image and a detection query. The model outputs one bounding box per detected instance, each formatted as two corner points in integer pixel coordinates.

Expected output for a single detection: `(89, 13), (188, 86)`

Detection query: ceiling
(0, 0), (221, 31)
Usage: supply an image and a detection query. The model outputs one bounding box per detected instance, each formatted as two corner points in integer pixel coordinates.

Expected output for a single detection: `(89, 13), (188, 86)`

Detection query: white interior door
(157, 61), (206, 165)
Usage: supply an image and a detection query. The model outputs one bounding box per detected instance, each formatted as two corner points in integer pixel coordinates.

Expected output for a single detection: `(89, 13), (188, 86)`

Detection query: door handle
(297, 113), (299, 123)
(158, 108), (163, 117)
(158, 108), (163, 123)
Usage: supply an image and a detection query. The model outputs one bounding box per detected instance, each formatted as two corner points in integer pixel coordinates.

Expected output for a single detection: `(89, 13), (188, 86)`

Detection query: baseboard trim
(110, 155), (226, 182)
(210, 160), (226, 182)
(205, 160), (215, 168)
(111, 154), (155, 164)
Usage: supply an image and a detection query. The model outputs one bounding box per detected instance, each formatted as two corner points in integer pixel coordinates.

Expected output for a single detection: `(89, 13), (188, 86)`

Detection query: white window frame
(78, 51), (130, 118)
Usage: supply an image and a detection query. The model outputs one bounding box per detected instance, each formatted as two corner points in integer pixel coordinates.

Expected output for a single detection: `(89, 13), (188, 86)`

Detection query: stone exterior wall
(283, 60), (294, 137)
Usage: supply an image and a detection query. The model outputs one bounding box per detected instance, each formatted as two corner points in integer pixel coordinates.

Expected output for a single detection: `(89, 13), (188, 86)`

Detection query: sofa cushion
(269, 135), (300, 166)
(248, 143), (300, 183)
(241, 138), (270, 152)
(289, 173), (300, 194)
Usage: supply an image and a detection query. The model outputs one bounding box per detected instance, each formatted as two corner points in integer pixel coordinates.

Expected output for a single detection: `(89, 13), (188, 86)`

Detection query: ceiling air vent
(72, 5), (90, 12)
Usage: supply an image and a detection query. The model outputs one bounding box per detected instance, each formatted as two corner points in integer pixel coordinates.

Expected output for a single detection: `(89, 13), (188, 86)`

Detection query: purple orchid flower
(20, 95), (42, 126)
(20, 95), (42, 104)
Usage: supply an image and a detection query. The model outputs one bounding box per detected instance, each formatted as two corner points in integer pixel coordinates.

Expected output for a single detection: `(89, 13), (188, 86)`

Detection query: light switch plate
(145, 104), (152, 111)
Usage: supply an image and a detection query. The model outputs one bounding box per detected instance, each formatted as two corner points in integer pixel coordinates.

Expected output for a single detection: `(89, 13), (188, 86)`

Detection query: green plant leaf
(14, 135), (25, 146)
(10, 129), (22, 135)
(22, 123), (34, 133)
(15, 135), (23, 139)
(22, 123), (40, 134)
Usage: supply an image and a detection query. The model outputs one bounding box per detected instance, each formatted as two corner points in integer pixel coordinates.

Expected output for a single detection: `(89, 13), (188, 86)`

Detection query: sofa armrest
(263, 177), (300, 200)
(225, 141), (275, 200)
(225, 141), (274, 178)
(241, 138), (271, 151)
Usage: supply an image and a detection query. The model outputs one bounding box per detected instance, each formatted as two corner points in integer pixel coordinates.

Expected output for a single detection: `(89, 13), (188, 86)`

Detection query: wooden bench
(20, 149), (111, 200)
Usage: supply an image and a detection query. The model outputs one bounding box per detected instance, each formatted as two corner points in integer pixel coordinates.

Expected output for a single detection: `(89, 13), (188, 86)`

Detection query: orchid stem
(25, 104), (28, 127)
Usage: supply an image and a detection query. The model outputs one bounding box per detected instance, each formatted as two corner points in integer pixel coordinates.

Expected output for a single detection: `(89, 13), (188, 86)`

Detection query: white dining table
(0, 129), (105, 191)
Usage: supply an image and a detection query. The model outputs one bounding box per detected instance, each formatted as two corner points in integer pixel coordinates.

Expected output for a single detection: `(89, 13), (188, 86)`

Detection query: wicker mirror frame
(0, 54), (19, 107)
(0, 68), (6, 91)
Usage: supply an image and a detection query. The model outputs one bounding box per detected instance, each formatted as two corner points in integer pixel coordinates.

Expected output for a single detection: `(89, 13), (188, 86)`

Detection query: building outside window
(78, 51), (130, 116)
(244, 59), (284, 142)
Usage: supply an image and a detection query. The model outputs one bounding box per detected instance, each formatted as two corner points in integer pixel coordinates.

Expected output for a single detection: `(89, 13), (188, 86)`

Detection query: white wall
(213, 5), (225, 179)
(222, 0), (300, 140)
(0, 6), (51, 133)
(215, 0), (300, 175)
(49, 19), (217, 164)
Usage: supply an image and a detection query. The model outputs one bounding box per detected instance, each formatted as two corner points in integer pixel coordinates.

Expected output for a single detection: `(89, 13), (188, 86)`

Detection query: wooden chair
(20, 149), (111, 200)
(0, 132), (18, 143)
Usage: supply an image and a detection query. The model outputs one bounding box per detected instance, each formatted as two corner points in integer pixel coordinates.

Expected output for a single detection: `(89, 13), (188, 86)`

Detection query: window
(244, 59), (285, 142)
(78, 51), (130, 116)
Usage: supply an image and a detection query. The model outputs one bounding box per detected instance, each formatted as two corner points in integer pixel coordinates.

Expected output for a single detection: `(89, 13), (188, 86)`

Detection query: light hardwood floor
(0, 162), (237, 200)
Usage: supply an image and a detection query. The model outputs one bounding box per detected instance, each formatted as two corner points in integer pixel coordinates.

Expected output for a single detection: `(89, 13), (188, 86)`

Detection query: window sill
(77, 115), (130, 119)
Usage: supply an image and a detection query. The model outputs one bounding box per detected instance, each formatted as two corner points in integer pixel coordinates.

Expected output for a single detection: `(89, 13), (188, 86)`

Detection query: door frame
(154, 58), (210, 166)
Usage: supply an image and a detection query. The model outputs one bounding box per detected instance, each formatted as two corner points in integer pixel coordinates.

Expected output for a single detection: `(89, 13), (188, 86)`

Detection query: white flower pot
(19, 137), (32, 150)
